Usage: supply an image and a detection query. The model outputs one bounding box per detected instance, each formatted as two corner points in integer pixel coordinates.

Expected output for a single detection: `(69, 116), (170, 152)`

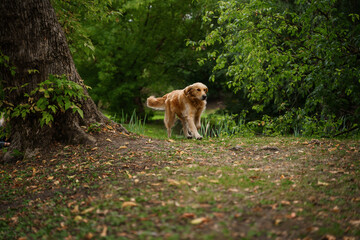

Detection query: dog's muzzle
(202, 95), (207, 100)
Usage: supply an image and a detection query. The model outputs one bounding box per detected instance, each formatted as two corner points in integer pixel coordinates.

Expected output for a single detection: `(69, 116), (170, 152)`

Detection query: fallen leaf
(248, 168), (262, 171)
(47, 176), (54, 180)
(71, 205), (79, 213)
(209, 179), (219, 183)
(81, 207), (95, 214)
(167, 139), (175, 142)
(100, 225), (107, 237)
(121, 201), (137, 208)
(331, 206), (340, 213)
(328, 147), (337, 152)
(317, 181), (329, 186)
(180, 213), (196, 219)
(106, 138), (112, 142)
(286, 212), (297, 219)
(191, 217), (209, 225)
(74, 215), (83, 222)
(228, 188), (239, 193)
(281, 200), (291, 205)
(213, 212), (225, 218)
(180, 180), (191, 186)
(168, 179), (180, 186)
(274, 218), (282, 226)
(84, 233), (94, 240)
(125, 170), (132, 179)
(322, 234), (336, 240)
(343, 237), (356, 240)
(306, 226), (319, 233)
(119, 146), (128, 149)
(349, 220), (360, 227)
(91, 147), (98, 151)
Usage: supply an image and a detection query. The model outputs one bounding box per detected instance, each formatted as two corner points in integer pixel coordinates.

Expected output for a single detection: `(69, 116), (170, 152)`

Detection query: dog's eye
(197, 89), (200, 91)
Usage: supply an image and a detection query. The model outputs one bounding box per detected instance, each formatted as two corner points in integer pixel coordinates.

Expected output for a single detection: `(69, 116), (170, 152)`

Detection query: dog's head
(184, 82), (208, 101)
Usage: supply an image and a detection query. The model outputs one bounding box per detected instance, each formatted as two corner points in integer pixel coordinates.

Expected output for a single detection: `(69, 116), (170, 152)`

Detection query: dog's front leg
(195, 115), (201, 130)
(186, 117), (202, 140)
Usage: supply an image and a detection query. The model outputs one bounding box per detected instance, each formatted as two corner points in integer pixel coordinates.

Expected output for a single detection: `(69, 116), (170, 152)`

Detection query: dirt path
(1, 125), (359, 239)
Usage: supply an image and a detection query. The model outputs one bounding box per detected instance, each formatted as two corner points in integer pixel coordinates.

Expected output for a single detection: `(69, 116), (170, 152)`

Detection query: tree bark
(0, 0), (125, 161)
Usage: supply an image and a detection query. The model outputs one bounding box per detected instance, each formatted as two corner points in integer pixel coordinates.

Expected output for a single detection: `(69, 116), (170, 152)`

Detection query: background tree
(196, 0), (360, 135)
(0, 0), (117, 161)
(54, 0), (222, 117)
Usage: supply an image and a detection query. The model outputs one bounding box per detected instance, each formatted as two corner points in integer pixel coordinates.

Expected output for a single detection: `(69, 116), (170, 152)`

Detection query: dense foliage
(195, 0), (360, 136)
(52, 0), (218, 116)
(2, 0), (358, 137)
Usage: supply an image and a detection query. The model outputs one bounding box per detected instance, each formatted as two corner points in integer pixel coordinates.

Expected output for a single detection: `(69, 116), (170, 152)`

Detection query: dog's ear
(184, 86), (192, 96)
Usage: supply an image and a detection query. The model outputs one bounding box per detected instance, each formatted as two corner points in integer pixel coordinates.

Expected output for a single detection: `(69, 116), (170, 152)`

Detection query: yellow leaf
(119, 146), (128, 149)
(274, 218), (282, 226)
(191, 217), (208, 225)
(180, 180), (191, 186)
(106, 138), (112, 142)
(47, 176), (54, 180)
(317, 181), (329, 186)
(121, 201), (137, 208)
(209, 179), (219, 184)
(74, 216), (83, 222)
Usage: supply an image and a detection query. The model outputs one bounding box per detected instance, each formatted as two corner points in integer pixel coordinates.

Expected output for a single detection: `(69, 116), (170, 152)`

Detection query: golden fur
(147, 82), (208, 139)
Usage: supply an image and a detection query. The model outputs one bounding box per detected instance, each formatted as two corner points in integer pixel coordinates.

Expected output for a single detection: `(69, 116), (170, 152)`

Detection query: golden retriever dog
(147, 82), (208, 139)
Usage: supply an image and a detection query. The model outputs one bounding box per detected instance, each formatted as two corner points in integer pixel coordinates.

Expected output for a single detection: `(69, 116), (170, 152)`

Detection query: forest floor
(0, 122), (359, 240)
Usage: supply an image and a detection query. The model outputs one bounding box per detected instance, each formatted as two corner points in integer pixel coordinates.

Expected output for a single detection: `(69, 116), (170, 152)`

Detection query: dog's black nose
(202, 95), (207, 100)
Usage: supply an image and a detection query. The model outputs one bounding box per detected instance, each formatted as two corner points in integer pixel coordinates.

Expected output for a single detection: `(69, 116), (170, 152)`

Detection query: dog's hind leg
(164, 107), (176, 138)
(179, 118), (192, 139)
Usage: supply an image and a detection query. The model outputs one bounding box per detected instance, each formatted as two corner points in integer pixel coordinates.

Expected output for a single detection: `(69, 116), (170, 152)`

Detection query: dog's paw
(195, 135), (203, 140)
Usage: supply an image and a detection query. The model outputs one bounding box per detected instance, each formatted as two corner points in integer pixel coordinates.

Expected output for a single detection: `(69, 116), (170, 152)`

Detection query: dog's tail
(146, 95), (167, 110)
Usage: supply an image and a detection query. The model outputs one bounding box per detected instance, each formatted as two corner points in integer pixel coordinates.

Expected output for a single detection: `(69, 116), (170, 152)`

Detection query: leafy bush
(196, 0), (360, 137)
(3, 74), (87, 127)
(199, 111), (359, 138)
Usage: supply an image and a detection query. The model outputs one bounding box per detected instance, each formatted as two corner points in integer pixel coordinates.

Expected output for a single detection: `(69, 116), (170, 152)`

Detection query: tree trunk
(0, 0), (125, 161)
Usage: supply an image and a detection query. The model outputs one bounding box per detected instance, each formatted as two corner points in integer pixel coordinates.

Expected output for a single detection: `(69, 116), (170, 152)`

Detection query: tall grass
(109, 110), (147, 135)
(199, 113), (252, 138)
